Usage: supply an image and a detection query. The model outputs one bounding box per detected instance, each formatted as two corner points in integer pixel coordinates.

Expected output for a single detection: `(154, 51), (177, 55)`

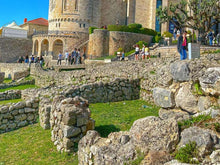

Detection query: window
(83, 24), (86, 28)
(79, 24), (82, 28)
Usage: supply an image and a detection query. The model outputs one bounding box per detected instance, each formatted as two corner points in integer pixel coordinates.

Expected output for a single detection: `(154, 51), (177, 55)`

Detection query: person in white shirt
(65, 51), (69, 65)
(134, 44), (140, 61)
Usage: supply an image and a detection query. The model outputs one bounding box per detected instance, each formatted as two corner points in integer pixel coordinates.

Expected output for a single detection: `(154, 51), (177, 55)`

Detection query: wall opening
(52, 39), (63, 59)
(41, 39), (49, 56)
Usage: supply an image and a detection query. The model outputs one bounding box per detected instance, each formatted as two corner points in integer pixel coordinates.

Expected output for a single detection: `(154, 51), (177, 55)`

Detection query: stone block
(153, 87), (175, 108)
(170, 61), (190, 82)
(63, 126), (81, 138)
(0, 72), (5, 83)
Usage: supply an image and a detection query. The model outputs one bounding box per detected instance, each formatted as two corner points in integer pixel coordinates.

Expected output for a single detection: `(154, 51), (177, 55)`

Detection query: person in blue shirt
(57, 52), (63, 65)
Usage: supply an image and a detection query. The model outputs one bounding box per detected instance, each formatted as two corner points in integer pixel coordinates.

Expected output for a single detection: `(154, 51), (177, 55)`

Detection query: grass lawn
(3, 78), (12, 84)
(0, 99), (23, 105)
(0, 124), (78, 165)
(0, 100), (159, 164)
(90, 100), (159, 137)
(0, 85), (38, 93)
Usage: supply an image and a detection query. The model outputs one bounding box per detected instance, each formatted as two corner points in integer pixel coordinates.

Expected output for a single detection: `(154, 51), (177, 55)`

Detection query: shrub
(89, 27), (98, 34)
(125, 50), (135, 56)
(172, 40), (178, 44)
(162, 31), (173, 38)
(136, 41), (148, 49)
(117, 48), (123, 52)
(153, 34), (162, 43)
(128, 23), (142, 29)
(175, 141), (200, 164)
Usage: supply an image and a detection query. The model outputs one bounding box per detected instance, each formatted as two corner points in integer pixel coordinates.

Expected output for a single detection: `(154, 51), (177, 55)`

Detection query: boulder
(0, 72), (5, 84)
(140, 150), (172, 165)
(178, 127), (219, 157)
(170, 61), (190, 82)
(175, 83), (198, 114)
(130, 116), (179, 153)
(199, 67), (220, 96)
(153, 87), (175, 108)
(210, 150), (220, 164)
(159, 108), (190, 122)
(157, 65), (173, 87)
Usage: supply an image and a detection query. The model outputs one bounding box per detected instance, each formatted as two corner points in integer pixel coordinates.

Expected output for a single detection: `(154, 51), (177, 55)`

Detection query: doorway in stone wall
(41, 39), (49, 56)
(52, 39), (63, 59)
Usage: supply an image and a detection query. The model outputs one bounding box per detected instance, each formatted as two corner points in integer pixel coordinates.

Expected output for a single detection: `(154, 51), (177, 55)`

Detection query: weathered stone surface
(157, 65), (173, 87)
(0, 72), (5, 83)
(130, 116), (179, 153)
(170, 61), (190, 82)
(178, 127), (219, 157)
(140, 150), (172, 165)
(175, 83), (198, 114)
(159, 108), (190, 122)
(210, 149), (220, 164)
(63, 126), (81, 138)
(153, 87), (175, 108)
(198, 96), (217, 112)
(164, 160), (192, 165)
(193, 108), (220, 118)
(199, 67), (220, 96)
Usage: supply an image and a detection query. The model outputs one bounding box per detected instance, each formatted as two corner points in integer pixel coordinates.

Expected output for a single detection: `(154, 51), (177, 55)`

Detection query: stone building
(20, 18), (48, 38)
(32, 0), (179, 58)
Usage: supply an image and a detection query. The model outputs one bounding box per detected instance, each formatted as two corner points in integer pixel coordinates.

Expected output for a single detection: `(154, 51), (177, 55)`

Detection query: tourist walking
(134, 45), (140, 61)
(145, 46), (150, 59)
(177, 29), (180, 38)
(173, 27), (177, 40)
(31, 55), (35, 63)
(57, 52), (63, 65)
(68, 53), (72, 65)
(207, 31), (214, 46)
(216, 33), (220, 46)
(141, 44), (145, 60)
(121, 51), (125, 61)
(77, 49), (81, 64)
(65, 51), (69, 65)
(39, 56), (44, 68)
(71, 48), (77, 65)
(177, 31), (188, 60)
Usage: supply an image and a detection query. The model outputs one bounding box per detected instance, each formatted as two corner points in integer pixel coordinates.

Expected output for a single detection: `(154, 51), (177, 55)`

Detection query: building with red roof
(20, 18), (48, 38)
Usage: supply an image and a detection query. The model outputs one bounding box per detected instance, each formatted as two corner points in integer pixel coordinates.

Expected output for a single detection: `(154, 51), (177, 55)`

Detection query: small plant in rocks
(175, 141), (200, 164)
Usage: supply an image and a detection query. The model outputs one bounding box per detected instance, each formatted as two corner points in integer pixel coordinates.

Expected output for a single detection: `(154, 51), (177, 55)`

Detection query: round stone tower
(48, 0), (93, 32)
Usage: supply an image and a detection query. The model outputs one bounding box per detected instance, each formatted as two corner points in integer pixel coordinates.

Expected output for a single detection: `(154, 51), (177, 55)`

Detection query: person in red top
(177, 31), (188, 60)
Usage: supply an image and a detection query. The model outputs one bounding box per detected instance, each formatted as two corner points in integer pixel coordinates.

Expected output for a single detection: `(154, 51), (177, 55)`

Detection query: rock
(62, 125), (81, 138)
(170, 61), (190, 82)
(199, 67), (220, 96)
(193, 108), (220, 118)
(198, 96), (217, 112)
(0, 72), (5, 83)
(178, 127), (219, 157)
(164, 160), (192, 165)
(210, 150), (220, 164)
(153, 87), (175, 108)
(157, 65), (173, 87)
(140, 150), (172, 165)
(175, 83), (198, 114)
(130, 116), (179, 153)
(159, 108), (190, 122)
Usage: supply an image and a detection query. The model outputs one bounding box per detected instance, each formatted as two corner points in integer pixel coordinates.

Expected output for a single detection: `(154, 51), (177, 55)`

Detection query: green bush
(162, 31), (173, 38)
(175, 141), (200, 164)
(107, 24), (157, 36)
(125, 50), (135, 56)
(89, 27), (98, 34)
(172, 40), (178, 44)
(117, 47), (123, 52)
(128, 23), (142, 29)
(152, 34), (162, 43)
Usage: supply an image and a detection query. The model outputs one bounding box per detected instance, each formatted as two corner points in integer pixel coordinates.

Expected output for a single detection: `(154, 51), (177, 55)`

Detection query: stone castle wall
(88, 29), (153, 57)
(0, 98), (39, 133)
(0, 90), (21, 101)
(0, 38), (32, 63)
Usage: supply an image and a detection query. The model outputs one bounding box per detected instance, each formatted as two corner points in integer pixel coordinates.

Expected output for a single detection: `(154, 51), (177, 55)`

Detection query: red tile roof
(28, 18), (48, 26)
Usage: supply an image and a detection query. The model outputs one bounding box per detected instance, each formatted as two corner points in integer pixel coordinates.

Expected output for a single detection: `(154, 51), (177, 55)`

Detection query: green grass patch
(193, 82), (203, 95)
(90, 100), (159, 137)
(24, 75), (34, 81)
(178, 114), (212, 131)
(0, 123), (78, 165)
(125, 50), (135, 57)
(0, 99), (23, 105)
(175, 141), (200, 164)
(3, 78), (12, 84)
(0, 85), (38, 92)
(214, 122), (220, 132)
(125, 150), (145, 165)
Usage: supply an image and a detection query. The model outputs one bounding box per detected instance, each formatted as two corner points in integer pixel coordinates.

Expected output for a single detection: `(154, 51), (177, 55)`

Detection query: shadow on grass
(95, 125), (121, 138)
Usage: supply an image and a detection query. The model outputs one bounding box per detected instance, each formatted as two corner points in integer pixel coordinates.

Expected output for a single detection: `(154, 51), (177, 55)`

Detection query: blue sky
(0, 0), (49, 27)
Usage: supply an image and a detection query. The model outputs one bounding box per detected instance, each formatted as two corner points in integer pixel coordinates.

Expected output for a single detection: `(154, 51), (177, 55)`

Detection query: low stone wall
(50, 96), (95, 153)
(0, 63), (30, 80)
(0, 90), (21, 101)
(0, 79), (35, 89)
(0, 98), (39, 133)
(64, 78), (140, 103)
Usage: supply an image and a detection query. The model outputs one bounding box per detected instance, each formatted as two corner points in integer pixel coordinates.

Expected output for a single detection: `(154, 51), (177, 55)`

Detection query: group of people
(17, 55), (44, 67)
(173, 28), (181, 40)
(206, 31), (220, 46)
(134, 44), (150, 61)
(177, 31), (188, 60)
(57, 48), (86, 65)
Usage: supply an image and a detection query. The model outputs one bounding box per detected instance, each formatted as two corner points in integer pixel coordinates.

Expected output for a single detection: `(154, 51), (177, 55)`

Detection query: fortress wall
(0, 38), (32, 63)
(88, 29), (153, 57)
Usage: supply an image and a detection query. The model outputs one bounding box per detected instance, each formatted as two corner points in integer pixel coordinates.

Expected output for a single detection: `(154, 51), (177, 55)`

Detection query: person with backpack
(71, 48), (77, 65)
(57, 52), (63, 65)
(177, 31), (188, 60)
(208, 31), (214, 46)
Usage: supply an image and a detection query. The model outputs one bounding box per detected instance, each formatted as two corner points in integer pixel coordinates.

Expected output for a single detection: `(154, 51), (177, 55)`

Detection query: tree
(156, 0), (220, 42)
